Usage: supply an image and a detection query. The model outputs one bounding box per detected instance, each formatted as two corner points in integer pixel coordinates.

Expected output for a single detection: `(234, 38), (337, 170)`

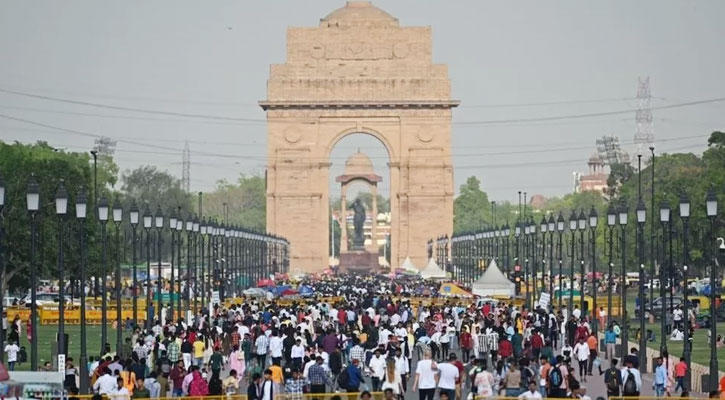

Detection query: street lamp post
(589, 206), (598, 333)
(659, 200), (671, 357)
(619, 204), (629, 354)
(75, 190), (89, 393)
(556, 213), (564, 307)
(192, 217), (200, 314)
(540, 216), (548, 301)
(548, 216), (555, 300)
(578, 210), (586, 313)
(636, 197), (647, 370)
(569, 210), (577, 311)
(26, 177), (40, 370)
(529, 219), (537, 308)
(200, 219), (207, 311)
(185, 216), (193, 316)
(142, 205), (153, 330)
(55, 181), (68, 359)
(129, 202), (139, 325)
(678, 191), (691, 391)
(606, 205), (616, 328)
(97, 196), (109, 352)
(175, 216), (183, 317)
(168, 211), (177, 325)
(524, 222), (531, 308)
(112, 198), (123, 356)
(705, 187), (718, 389)
(154, 206), (164, 325)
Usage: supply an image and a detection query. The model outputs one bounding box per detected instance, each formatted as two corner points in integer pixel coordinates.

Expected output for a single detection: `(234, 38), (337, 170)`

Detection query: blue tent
(273, 285), (292, 296)
(299, 285), (315, 297)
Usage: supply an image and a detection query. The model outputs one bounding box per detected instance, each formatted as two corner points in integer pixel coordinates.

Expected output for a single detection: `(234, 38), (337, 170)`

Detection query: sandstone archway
(260, 1), (457, 272)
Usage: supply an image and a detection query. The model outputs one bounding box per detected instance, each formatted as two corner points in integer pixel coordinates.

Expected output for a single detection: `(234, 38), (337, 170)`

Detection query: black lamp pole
(175, 215), (182, 318)
(569, 210), (577, 311)
(112, 198), (123, 356)
(578, 210), (586, 313)
(168, 211), (177, 325)
(55, 181), (68, 358)
(705, 187), (718, 390)
(185, 216), (193, 317)
(75, 190), (89, 393)
(589, 206), (598, 333)
(530, 219), (537, 308)
(636, 197), (647, 371)
(659, 200), (671, 357)
(619, 204), (629, 353)
(556, 213), (564, 307)
(606, 205), (616, 328)
(142, 205), (152, 331)
(26, 177), (40, 370)
(540, 216), (548, 300)
(679, 191), (691, 391)
(154, 206), (164, 325)
(129, 202), (139, 326)
(547, 216), (555, 301)
(97, 196), (109, 353)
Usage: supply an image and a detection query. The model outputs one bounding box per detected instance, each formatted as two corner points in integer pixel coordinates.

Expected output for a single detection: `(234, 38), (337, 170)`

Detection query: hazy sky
(1, 0), (724, 202)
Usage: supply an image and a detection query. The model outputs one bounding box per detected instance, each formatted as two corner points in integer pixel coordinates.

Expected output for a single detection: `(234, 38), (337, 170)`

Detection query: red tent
(257, 279), (276, 287)
(281, 289), (299, 297)
(586, 272), (605, 279)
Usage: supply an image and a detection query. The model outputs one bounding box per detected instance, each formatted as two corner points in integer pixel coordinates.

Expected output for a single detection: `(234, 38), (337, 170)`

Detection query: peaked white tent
(400, 257), (419, 273)
(472, 259), (515, 296)
(421, 258), (447, 279)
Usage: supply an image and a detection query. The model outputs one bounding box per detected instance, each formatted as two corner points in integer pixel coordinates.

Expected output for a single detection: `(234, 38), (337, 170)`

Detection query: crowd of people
(13, 274), (725, 400)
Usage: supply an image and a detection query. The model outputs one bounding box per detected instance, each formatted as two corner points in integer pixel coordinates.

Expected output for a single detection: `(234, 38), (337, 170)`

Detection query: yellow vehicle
(688, 295), (709, 310)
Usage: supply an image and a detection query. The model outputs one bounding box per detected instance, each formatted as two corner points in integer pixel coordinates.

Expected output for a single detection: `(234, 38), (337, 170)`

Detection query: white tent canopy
(472, 259), (515, 296)
(421, 258), (447, 279)
(400, 257), (419, 273)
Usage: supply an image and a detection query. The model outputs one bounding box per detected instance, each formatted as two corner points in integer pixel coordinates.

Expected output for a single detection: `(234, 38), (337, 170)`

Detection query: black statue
(351, 198), (366, 248)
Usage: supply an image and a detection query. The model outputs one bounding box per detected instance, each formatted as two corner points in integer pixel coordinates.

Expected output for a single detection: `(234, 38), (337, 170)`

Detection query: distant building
(529, 194), (547, 210)
(574, 153), (609, 194)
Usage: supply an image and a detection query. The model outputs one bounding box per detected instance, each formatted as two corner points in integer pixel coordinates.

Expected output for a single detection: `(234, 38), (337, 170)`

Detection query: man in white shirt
(111, 377), (131, 400)
(394, 348), (410, 392)
(368, 349), (387, 391)
(436, 356), (459, 400)
(518, 382), (543, 399)
(93, 367), (117, 395)
(268, 330), (284, 366)
(573, 338), (590, 382)
(290, 338), (305, 370)
(4, 341), (19, 370)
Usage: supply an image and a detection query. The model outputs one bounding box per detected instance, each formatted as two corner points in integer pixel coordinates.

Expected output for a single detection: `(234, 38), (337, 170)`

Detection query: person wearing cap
(346, 358), (364, 393)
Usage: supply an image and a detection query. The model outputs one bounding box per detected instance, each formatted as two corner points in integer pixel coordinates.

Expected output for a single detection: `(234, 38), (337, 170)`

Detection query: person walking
(675, 357), (688, 393)
(308, 356), (332, 394)
(381, 360), (404, 397)
(436, 356), (459, 400)
(604, 358), (623, 397)
(604, 325), (617, 360)
(654, 357), (667, 397)
(412, 349), (437, 400)
(502, 362), (522, 397)
(368, 349), (387, 392)
(573, 338), (589, 382)
(621, 359), (642, 397)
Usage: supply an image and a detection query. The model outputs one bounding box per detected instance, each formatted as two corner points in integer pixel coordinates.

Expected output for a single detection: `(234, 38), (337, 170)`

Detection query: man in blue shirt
(345, 359), (364, 393)
(654, 357), (667, 397)
(605, 326), (618, 360)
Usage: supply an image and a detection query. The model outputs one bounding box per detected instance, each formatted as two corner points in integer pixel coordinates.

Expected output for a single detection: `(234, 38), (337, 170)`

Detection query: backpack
(337, 369), (349, 388)
(605, 368), (619, 392)
(623, 370), (637, 395)
(549, 366), (563, 387)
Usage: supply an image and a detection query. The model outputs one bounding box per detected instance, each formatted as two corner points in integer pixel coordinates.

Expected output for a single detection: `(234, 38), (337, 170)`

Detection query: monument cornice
(259, 100), (459, 110)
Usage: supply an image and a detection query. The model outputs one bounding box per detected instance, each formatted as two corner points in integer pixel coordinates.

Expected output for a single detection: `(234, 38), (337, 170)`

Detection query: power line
(459, 97), (637, 108)
(2, 86), (723, 126)
(0, 87), (267, 123)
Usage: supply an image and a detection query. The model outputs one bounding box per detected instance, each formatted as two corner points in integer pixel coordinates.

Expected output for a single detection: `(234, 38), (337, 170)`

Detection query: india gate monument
(260, 1), (456, 272)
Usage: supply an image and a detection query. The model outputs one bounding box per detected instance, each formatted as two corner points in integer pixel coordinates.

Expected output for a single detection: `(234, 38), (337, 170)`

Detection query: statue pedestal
(339, 250), (380, 274)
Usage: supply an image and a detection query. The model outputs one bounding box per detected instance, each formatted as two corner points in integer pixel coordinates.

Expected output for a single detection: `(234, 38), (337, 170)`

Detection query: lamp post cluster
(0, 177), (289, 393)
(449, 224), (511, 285)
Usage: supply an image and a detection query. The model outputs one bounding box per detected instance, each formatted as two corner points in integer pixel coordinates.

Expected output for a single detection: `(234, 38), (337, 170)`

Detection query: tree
(199, 174), (266, 232)
(121, 165), (192, 216)
(453, 176), (491, 233)
(0, 141), (117, 292)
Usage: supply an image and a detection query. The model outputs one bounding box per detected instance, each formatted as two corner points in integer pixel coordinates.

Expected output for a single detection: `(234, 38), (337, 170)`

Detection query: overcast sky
(1, 0), (723, 202)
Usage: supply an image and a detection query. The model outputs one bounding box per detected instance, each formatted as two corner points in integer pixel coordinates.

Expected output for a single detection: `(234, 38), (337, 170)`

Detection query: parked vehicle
(21, 292), (72, 307)
(634, 296), (685, 318)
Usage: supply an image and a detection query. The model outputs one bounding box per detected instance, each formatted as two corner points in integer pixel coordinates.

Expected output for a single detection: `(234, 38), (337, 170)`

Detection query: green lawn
(11, 324), (131, 371)
(617, 292), (725, 371)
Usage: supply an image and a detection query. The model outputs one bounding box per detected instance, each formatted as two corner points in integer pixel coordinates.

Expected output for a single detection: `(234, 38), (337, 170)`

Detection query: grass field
(10, 324), (129, 371)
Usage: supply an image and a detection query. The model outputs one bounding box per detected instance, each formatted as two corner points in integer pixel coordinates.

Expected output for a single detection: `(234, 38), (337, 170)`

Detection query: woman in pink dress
(229, 344), (245, 378)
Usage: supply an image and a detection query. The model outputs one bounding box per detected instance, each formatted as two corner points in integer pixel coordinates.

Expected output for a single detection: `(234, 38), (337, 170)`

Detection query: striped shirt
(255, 335), (269, 355)
(476, 334), (488, 353)
(486, 332), (499, 352)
